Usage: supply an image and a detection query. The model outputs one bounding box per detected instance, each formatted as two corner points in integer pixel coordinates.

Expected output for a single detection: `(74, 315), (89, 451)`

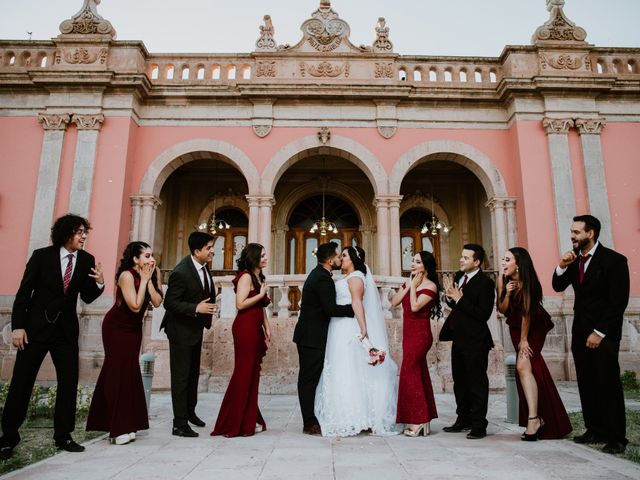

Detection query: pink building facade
(0, 0), (638, 392)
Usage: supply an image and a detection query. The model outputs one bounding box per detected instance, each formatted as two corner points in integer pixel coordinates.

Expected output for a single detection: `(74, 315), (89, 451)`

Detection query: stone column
(486, 197), (508, 270)
(387, 195), (403, 276)
(246, 195), (261, 243)
(272, 224), (288, 274)
(258, 196), (275, 272)
(374, 197), (390, 275)
(504, 197), (518, 249)
(575, 118), (613, 247)
(68, 114), (105, 217)
(543, 117), (577, 253)
(28, 113), (71, 255)
(130, 194), (162, 245)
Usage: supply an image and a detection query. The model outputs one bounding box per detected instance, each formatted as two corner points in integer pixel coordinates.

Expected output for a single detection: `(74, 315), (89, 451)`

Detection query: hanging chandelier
(197, 197), (230, 235)
(310, 171), (338, 236)
(420, 195), (452, 236)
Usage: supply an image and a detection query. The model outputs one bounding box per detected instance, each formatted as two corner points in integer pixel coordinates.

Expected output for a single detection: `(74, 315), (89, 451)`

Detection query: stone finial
(372, 17), (393, 53)
(255, 15), (277, 52)
(59, 0), (116, 38)
(532, 0), (587, 45)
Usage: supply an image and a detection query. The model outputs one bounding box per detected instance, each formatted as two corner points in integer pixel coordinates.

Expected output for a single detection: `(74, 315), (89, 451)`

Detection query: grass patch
(0, 414), (104, 476)
(568, 410), (640, 464)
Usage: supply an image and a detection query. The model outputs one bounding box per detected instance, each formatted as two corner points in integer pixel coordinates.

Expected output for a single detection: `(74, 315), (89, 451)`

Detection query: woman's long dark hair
(417, 251), (442, 319)
(343, 246), (366, 275)
(500, 247), (543, 319)
(115, 241), (160, 291)
(236, 243), (265, 291)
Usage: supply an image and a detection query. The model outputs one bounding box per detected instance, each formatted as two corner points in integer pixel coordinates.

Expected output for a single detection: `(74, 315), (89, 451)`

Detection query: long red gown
(396, 286), (438, 424)
(506, 297), (572, 439)
(211, 271), (271, 437)
(86, 268), (150, 437)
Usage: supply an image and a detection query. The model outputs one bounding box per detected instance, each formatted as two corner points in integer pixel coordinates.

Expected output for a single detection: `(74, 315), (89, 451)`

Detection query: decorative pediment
(59, 0), (116, 38)
(532, 0), (587, 45)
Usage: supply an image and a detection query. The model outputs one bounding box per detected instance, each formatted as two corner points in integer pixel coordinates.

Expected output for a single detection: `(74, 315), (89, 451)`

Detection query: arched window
(38, 53), (48, 68)
(181, 66), (190, 80)
(489, 70), (497, 83)
(596, 60), (605, 74)
(413, 68), (422, 82)
(459, 69), (467, 82)
(429, 69), (437, 82)
(212, 64), (221, 80)
(399, 68), (407, 81)
(227, 65), (236, 79)
(196, 66), (205, 80)
(474, 70), (482, 82)
(165, 64), (174, 79)
(242, 65), (251, 79)
(444, 69), (452, 82)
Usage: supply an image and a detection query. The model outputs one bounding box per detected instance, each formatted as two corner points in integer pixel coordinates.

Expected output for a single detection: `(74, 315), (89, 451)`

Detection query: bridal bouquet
(358, 336), (386, 366)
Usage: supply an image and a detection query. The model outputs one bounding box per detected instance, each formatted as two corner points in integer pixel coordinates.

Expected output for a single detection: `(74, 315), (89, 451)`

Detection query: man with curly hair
(0, 214), (104, 459)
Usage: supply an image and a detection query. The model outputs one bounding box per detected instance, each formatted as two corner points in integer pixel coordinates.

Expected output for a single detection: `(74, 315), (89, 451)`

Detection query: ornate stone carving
(255, 15), (277, 52)
(372, 17), (393, 53)
(317, 127), (331, 145)
(374, 63), (394, 79)
(72, 113), (105, 130)
(38, 113), (71, 131)
(300, 61), (349, 78)
(532, 0), (587, 44)
(377, 126), (397, 139)
(539, 53), (590, 71)
(256, 61), (276, 77)
(59, 47), (108, 65)
(301, 0), (350, 52)
(575, 118), (606, 135)
(253, 125), (272, 138)
(59, 0), (116, 38)
(542, 117), (574, 135)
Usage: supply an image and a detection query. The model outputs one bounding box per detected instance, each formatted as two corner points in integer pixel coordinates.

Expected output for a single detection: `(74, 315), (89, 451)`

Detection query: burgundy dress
(506, 296), (572, 439)
(86, 268), (150, 437)
(212, 271), (271, 437)
(396, 286), (438, 424)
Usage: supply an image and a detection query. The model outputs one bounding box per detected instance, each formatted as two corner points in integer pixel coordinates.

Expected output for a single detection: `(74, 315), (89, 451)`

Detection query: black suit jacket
(552, 244), (629, 342)
(11, 246), (103, 342)
(439, 270), (495, 351)
(161, 256), (216, 346)
(293, 265), (355, 349)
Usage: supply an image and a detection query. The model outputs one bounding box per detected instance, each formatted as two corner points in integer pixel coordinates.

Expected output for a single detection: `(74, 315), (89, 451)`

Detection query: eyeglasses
(74, 229), (89, 236)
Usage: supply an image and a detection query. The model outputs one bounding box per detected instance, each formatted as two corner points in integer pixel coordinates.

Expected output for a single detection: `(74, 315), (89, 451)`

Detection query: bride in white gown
(314, 246), (402, 437)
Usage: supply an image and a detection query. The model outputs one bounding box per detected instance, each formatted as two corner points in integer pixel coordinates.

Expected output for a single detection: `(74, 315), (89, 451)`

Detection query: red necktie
(579, 254), (591, 284)
(63, 254), (74, 293)
(459, 274), (469, 290)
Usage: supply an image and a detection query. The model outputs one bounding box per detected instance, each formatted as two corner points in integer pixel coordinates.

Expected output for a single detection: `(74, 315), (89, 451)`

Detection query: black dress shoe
(188, 415), (206, 427)
(603, 441), (627, 455)
(172, 425), (199, 437)
(0, 446), (14, 461)
(443, 423), (472, 433)
(573, 431), (606, 444)
(302, 424), (322, 435)
(55, 438), (85, 452)
(466, 430), (487, 439)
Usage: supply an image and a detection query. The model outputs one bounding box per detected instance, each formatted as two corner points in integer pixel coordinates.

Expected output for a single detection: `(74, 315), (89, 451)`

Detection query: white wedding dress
(314, 268), (402, 437)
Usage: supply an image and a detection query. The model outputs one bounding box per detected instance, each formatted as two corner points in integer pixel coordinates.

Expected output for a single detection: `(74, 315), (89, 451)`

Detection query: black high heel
(521, 416), (544, 441)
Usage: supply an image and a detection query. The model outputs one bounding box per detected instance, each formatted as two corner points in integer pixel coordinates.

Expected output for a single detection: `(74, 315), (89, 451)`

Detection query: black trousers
(572, 335), (626, 443)
(1, 331), (79, 443)
(451, 344), (489, 431)
(169, 340), (202, 428)
(296, 345), (325, 428)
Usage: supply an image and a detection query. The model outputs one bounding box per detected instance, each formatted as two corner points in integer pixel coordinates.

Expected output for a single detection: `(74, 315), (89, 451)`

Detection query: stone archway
(132, 139), (259, 246)
(260, 135), (388, 196)
(272, 181), (375, 274)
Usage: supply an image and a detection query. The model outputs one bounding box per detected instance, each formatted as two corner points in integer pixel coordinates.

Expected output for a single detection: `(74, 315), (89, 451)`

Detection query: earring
(516, 267), (519, 273)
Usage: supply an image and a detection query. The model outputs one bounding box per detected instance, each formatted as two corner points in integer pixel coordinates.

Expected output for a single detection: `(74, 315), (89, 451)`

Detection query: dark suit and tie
(161, 254), (215, 434)
(1, 243), (103, 455)
(440, 268), (495, 436)
(293, 264), (354, 431)
(552, 242), (629, 449)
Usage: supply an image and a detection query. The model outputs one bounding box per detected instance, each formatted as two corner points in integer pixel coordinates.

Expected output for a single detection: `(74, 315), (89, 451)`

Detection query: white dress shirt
(60, 247), (104, 289)
(191, 255), (212, 290)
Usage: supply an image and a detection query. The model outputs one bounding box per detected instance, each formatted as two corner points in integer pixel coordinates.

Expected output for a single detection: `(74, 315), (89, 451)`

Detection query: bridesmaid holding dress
(211, 243), (271, 437)
(391, 251), (441, 437)
(86, 242), (163, 445)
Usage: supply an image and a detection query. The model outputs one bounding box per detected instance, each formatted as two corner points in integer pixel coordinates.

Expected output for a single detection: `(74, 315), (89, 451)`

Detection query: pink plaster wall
(0, 118), (43, 295)
(600, 123), (640, 295)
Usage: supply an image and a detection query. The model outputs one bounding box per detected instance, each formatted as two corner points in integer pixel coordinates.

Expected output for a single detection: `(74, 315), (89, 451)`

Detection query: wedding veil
(363, 264), (390, 351)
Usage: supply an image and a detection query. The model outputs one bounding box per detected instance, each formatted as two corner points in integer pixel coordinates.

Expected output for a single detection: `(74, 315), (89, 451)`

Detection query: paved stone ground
(3, 383), (640, 480)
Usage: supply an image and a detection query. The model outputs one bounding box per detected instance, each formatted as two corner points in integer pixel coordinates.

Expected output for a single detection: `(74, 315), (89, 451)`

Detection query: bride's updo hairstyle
(343, 246), (366, 275)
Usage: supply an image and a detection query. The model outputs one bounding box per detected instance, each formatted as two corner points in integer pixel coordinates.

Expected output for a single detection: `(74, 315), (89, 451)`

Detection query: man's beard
(575, 237), (590, 250)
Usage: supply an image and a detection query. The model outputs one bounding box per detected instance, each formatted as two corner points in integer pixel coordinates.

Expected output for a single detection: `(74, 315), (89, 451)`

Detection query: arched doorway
(155, 156), (249, 272)
(400, 208), (441, 273)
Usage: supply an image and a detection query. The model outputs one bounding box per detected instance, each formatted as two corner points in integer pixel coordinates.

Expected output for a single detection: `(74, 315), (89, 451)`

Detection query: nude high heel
(403, 423), (430, 437)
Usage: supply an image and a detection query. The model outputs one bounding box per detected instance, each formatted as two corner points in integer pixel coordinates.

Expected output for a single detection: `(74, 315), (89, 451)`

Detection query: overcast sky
(1, 0), (639, 56)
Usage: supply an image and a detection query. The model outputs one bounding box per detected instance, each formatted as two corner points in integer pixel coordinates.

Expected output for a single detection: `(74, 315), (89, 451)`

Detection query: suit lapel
(51, 247), (65, 294)
(186, 256), (205, 295)
(581, 245), (604, 287)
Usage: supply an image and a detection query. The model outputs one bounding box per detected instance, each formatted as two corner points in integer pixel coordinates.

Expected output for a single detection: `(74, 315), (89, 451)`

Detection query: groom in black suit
(440, 243), (495, 440)
(161, 231), (217, 437)
(552, 215), (629, 454)
(0, 214), (104, 460)
(293, 242), (354, 434)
